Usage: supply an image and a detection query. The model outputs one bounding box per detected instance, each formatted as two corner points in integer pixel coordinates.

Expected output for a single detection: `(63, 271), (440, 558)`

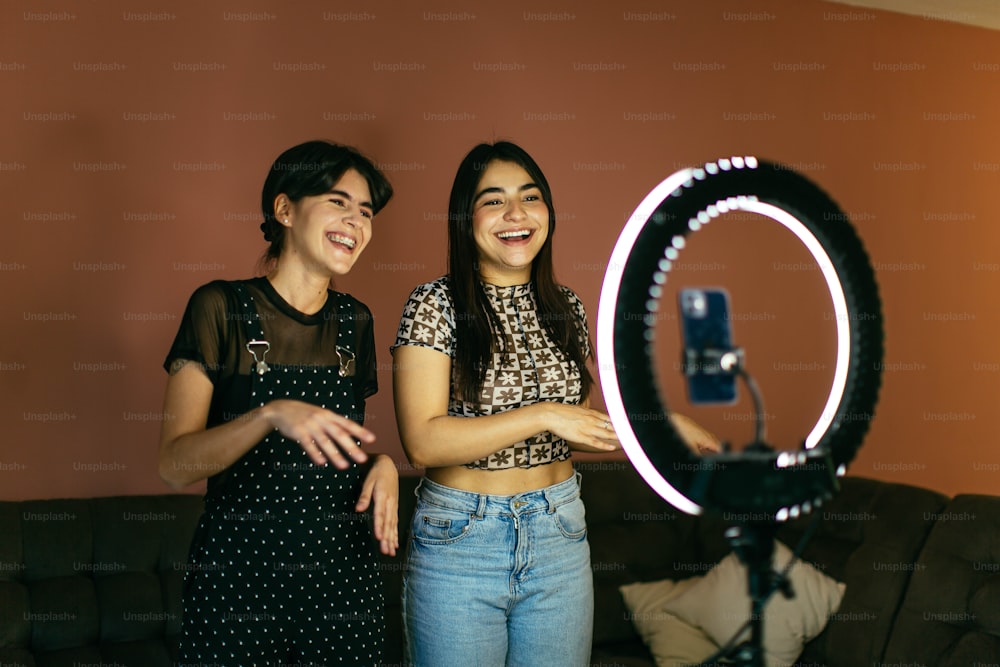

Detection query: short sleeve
(561, 286), (592, 359)
(163, 281), (230, 385)
(353, 299), (379, 399)
(391, 279), (455, 357)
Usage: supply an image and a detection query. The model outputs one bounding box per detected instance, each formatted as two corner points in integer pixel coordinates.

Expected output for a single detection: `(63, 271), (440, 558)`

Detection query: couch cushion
(0, 494), (202, 667)
(882, 493), (1000, 665)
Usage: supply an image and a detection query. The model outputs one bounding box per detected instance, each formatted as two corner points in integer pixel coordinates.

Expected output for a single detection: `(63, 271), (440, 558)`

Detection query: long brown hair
(446, 141), (593, 403)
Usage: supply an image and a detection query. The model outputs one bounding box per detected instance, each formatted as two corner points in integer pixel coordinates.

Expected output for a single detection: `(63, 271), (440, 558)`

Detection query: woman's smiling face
(471, 160), (550, 285)
(278, 168), (374, 277)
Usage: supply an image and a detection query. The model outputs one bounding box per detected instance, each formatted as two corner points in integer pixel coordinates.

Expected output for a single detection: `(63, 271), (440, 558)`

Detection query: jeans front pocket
(551, 496), (588, 540)
(410, 504), (475, 545)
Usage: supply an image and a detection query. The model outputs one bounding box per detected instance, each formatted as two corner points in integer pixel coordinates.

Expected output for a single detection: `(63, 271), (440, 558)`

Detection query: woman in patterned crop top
(392, 141), (720, 667)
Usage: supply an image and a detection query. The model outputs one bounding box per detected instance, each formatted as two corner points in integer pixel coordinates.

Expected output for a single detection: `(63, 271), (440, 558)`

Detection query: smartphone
(678, 288), (738, 404)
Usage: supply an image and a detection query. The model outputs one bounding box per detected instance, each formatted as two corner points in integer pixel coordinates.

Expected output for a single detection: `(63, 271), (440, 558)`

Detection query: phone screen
(678, 288), (738, 404)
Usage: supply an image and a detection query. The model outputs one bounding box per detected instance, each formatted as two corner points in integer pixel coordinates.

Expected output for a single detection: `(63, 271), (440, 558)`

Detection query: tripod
(685, 356), (795, 667)
(698, 520), (796, 667)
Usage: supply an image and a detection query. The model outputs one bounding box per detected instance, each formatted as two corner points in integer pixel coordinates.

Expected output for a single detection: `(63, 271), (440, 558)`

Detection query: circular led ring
(597, 157), (883, 517)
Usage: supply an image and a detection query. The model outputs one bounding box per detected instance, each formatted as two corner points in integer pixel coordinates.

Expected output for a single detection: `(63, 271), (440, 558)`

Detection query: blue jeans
(402, 473), (594, 667)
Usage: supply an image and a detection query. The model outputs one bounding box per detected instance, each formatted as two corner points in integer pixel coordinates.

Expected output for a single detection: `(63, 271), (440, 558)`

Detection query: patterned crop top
(391, 277), (591, 470)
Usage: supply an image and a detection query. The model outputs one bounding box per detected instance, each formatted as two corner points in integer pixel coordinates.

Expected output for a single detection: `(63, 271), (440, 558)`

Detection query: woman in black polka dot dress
(159, 141), (398, 667)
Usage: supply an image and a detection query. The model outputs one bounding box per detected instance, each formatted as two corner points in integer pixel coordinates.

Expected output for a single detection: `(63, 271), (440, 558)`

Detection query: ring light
(597, 157), (883, 518)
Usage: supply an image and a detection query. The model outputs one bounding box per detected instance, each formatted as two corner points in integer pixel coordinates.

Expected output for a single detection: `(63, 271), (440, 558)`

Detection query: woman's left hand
(669, 413), (722, 455)
(356, 454), (400, 556)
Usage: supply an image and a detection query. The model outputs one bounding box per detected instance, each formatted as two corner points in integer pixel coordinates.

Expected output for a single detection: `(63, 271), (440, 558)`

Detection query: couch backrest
(0, 494), (202, 667)
(379, 475), (420, 666)
(578, 461), (714, 646)
(882, 492), (1000, 665)
(577, 464), (952, 666)
(772, 475), (949, 667)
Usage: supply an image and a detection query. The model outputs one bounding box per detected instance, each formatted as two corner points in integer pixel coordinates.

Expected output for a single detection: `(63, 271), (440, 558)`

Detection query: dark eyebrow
(328, 188), (373, 210)
(473, 182), (540, 202)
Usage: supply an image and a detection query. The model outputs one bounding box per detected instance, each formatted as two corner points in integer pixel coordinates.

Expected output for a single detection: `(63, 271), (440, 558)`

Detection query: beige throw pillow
(661, 541), (845, 667)
(620, 577), (720, 667)
(620, 541), (845, 667)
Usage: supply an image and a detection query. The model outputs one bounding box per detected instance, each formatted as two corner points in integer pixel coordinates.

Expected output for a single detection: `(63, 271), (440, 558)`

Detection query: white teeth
(497, 230), (530, 240)
(327, 233), (356, 249)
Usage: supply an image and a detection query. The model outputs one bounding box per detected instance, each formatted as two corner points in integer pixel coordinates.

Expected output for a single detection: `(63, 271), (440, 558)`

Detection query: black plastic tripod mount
(695, 519), (795, 667)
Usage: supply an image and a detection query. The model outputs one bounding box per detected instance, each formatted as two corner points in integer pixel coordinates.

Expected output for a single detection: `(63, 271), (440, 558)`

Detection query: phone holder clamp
(682, 347), (745, 377)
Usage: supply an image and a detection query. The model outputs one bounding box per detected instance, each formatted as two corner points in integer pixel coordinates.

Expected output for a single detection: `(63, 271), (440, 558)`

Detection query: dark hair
(259, 140), (393, 264)
(447, 141), (593, 403)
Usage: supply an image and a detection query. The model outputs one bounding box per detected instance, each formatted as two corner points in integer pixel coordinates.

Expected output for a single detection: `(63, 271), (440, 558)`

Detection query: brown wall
(4, 0), (1000, 501)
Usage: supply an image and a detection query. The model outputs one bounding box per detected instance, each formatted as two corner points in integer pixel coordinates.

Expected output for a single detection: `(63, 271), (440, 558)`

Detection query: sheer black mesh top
(164, 277), (377, 429)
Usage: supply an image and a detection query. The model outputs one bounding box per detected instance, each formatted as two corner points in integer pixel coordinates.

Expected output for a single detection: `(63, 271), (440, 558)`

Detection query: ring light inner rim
(597, 168), (851, 515)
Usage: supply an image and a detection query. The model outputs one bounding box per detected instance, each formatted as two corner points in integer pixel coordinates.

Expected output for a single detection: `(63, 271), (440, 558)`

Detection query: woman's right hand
(262, 399), (375, 469)
(537, 402), (620, 453)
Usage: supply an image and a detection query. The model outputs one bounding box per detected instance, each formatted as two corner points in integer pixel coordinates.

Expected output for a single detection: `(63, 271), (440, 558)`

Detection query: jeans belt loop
(544, 487), (557, 514)
(474, 494), (487, 520)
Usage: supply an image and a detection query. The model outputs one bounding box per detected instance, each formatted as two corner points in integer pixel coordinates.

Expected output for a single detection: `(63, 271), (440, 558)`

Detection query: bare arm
(355, 453), (399, 556)
(670, 412), (722, 454)
(158, 361), (374, 490)
(391, 345), (618, 469)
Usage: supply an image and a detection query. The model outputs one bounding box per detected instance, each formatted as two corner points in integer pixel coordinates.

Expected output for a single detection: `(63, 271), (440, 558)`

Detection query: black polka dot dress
(179, 283), (384, 667)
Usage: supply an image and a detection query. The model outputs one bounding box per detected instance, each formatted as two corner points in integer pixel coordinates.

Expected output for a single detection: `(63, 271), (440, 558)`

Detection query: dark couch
(577, 462), (1000, 667)
(3, 462), (1000, 666)
(0, 494), (202, 667)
